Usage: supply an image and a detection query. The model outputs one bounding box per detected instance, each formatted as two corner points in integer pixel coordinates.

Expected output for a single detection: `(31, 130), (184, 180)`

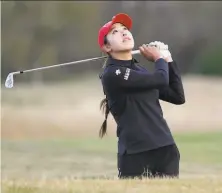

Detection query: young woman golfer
(98, 13), (185, 179)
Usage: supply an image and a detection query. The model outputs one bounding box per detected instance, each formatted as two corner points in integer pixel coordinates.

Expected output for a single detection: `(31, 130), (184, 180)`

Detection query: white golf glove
(148, 41), (173, 62)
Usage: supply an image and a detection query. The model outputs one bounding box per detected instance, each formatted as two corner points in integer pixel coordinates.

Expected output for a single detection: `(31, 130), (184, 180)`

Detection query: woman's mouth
(123, 37), (131, 42)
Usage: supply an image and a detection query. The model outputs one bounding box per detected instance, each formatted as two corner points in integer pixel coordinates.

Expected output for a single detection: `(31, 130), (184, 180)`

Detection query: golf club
(5, 50), (141, 89)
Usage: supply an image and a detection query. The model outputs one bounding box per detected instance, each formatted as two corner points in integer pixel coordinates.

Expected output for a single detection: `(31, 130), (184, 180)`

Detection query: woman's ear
(102, 44), (112, 53)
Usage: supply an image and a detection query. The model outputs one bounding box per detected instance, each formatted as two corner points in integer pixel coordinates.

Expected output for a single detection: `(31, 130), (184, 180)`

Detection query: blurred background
(1, 1), (222, 180)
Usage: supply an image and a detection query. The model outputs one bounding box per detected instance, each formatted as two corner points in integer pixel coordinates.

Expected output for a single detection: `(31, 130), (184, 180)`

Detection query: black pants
(118, 144), (180, 179)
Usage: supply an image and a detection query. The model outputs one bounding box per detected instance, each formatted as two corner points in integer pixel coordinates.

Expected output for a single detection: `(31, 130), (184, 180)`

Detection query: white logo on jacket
(124, 68), (130, 80)
(115, 69), (121, 75)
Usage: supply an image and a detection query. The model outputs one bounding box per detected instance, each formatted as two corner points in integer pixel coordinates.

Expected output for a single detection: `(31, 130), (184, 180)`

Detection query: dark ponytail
(99, 97), (110, 138)
(99, 35), (110, 138)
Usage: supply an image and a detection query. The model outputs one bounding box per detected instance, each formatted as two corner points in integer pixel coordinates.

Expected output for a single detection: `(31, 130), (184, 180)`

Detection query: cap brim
(111, 13), (132, 30)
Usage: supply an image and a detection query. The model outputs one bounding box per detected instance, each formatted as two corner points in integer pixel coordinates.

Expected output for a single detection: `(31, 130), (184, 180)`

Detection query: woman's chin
(120, 46), (134, 52)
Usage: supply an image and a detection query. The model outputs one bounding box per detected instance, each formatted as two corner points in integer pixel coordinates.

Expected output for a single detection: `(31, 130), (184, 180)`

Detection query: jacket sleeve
(102, 58), (169, 91)
(158, 61), (185, 104)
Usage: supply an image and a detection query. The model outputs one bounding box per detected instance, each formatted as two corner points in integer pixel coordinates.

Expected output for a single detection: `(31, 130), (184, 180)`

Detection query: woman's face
(104, 23), (134, 53)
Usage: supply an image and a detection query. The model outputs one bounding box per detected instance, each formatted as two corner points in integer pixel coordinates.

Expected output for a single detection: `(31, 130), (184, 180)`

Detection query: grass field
(2, 132), (222, 192)
(2, 178), (222, 193)
(1, 75), (222, 192)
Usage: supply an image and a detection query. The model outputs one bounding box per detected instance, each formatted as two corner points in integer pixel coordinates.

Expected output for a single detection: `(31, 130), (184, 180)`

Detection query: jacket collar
(99, 56), (139, 79)
(106, 56), (139, 68)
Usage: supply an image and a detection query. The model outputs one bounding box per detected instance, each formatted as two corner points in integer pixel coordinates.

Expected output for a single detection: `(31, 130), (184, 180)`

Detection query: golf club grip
(131, 50), (140, 55)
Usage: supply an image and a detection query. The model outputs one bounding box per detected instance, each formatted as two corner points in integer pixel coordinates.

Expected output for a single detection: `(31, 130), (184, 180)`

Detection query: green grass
(2, 131), (222, 163)
(2, 131), (222, 192)
(174, 131), (222, 164)
(2, 131), (222, 180)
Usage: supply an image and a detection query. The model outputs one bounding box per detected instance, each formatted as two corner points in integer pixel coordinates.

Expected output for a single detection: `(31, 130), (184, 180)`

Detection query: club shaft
(19, 56), (107, 74)
(12, 49), (140, 75)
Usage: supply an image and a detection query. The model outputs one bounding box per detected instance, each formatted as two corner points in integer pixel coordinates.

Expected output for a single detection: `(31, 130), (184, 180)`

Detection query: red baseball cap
(98, 13), (133, 48)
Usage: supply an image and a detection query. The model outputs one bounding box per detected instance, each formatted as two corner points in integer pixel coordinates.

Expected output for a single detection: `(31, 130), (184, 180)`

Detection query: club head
(5, 73), (14, 88)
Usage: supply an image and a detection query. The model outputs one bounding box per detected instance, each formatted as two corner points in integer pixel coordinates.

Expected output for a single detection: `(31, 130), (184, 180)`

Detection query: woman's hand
(139, 44), (163, 62)
(148, 41), (173, 62)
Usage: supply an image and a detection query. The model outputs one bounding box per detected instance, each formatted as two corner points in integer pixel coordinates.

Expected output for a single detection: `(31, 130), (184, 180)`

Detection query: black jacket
(100, 57), (185, 155)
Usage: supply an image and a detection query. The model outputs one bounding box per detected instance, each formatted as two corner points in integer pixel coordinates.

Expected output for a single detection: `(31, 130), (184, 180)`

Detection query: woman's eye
(112, 29), (118, 34)
(123, 27), (127, 30)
